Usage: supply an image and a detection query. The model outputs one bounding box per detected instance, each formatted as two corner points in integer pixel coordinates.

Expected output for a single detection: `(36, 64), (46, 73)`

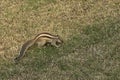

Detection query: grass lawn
(0, 0), (120, 80)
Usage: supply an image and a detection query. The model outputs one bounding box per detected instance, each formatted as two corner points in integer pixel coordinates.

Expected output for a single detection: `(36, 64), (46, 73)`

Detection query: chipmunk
(14, 32), (63, 62)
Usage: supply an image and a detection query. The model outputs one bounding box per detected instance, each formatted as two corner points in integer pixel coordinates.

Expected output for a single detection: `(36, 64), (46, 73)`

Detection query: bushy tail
(14, 39), (35, 63)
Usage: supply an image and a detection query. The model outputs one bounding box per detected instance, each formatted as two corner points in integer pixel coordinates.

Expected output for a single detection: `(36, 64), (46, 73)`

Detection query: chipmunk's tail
(14, 34), (47, 63)
(14, 39), (35, 62)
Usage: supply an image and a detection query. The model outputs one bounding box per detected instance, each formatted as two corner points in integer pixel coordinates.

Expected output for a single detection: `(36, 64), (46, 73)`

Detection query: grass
(0, 0), (120, 80)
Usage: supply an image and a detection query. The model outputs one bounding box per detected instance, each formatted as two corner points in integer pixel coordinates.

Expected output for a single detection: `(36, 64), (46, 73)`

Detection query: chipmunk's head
(56, 35), (63, 46)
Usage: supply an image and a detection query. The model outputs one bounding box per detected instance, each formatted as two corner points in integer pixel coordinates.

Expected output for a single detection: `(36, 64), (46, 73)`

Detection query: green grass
(0, 0), (120, 80)
(1, 19), (120, 80)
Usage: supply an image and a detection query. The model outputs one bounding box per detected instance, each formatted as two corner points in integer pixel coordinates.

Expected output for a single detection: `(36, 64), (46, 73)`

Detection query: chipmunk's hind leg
(36, 40), (46, 47)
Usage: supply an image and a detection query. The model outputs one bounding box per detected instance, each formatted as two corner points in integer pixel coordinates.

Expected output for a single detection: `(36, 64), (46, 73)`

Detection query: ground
(0, 0), (120, 80)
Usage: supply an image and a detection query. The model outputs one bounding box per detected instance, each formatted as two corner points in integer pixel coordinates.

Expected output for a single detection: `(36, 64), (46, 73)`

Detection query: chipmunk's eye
(56, 41), (61, 45)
